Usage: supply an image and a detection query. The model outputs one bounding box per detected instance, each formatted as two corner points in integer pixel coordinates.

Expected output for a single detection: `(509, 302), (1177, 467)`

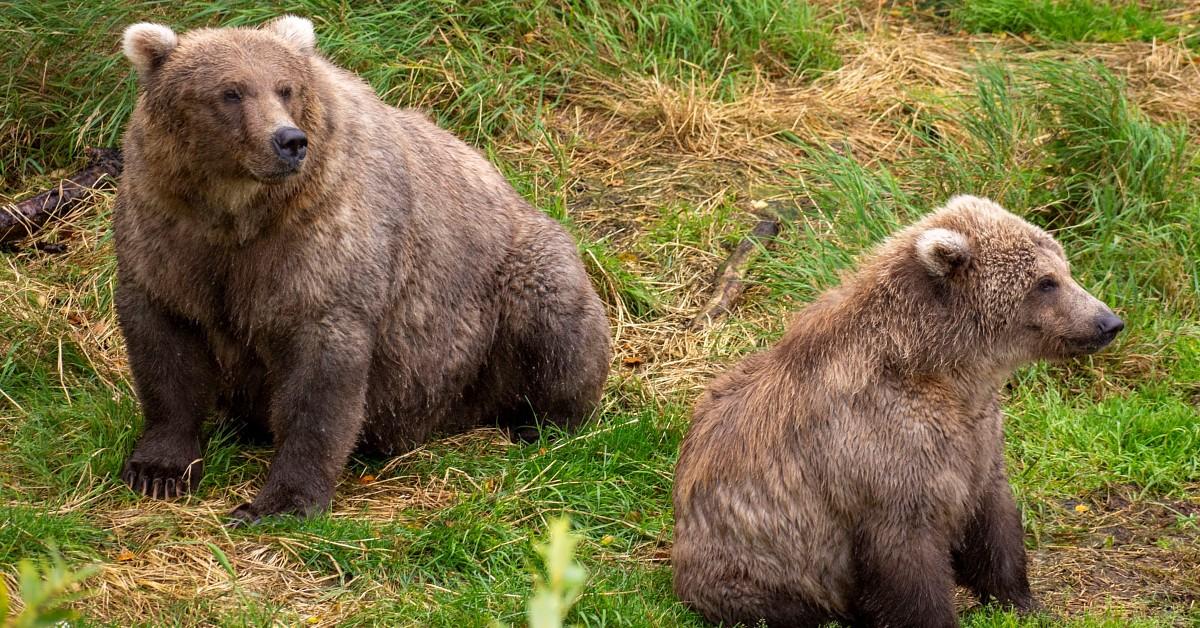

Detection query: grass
(2, 0), (1199, 625)
(0, 0), (838, 186)
(923, 0), (1197, 46)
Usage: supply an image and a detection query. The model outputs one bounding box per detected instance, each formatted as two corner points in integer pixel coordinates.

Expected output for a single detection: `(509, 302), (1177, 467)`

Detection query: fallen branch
(689, 213), (782, 330)
(1, 147), (123, 244)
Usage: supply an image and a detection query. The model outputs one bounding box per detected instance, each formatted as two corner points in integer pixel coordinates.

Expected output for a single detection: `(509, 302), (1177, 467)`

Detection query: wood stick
(1, 147), (123, 244)
(690, 215), (781, 330)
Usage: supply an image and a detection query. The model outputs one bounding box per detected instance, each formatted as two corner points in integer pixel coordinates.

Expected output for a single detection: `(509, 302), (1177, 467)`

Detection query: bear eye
(1037, 277), (1059, 293)
(278, 86), (293, 101)
(222, 89), (242, 103)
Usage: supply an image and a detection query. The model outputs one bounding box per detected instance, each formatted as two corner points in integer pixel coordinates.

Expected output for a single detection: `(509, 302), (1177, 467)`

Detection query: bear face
(912, 195), (1122, 369)
(1016, 239), (1124, 358)
(123, 17), (321, 183)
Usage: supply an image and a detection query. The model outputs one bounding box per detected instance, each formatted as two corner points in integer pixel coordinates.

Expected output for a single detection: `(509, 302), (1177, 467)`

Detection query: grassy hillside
(1, 0), (1197, 625)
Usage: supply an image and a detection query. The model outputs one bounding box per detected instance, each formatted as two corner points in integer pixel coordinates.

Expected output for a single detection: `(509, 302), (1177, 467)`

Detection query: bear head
(122, 16), (322, 184)
(908, 195), (1123, 367)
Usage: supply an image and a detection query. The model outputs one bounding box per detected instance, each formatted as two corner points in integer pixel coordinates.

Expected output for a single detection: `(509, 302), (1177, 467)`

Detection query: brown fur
(672, 196), (1123, 627)
(114, 17), (611, 522)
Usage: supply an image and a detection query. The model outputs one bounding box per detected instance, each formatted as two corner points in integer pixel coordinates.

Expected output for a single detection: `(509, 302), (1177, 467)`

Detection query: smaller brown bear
(672, 196), (1123, 627)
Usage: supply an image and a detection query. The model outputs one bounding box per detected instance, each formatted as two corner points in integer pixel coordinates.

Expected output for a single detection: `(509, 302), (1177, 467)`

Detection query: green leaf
(206, 543), (237, 581)
(0, 575), (10, 620)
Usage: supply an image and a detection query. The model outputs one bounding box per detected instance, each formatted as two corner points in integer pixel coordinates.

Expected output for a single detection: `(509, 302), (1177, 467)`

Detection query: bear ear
(265, 15), (316, 54)
(943, 194), (998, 212)
(916, 228), (972, 277)
(122, 23), (178, 77)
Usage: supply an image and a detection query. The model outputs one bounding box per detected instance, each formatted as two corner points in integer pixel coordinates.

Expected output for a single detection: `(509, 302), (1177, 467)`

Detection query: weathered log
(690, 215), (782, 330)
(0, 147), (123, 244)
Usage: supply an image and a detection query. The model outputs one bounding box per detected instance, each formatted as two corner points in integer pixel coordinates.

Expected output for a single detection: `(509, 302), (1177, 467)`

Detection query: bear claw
(226, 503), (259, 527)
(121, 458), (201, 499)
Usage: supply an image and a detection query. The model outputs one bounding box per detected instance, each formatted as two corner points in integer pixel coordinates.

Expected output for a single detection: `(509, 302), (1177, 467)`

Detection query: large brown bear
(672, 196), (1123, 627)
(115, 17), (611, 523)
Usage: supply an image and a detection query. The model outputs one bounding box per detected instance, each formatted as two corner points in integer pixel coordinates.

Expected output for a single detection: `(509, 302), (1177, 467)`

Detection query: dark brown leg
(953, 478), (1037, 612)
(117, 283), (217, 498)
(228, 316), (371, 523)
(852, 523), (958, 628)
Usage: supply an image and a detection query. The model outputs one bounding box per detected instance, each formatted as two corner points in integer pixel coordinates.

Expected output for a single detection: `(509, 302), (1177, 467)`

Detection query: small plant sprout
(528, 517), (588, 628)
(1, 551), (98, 628)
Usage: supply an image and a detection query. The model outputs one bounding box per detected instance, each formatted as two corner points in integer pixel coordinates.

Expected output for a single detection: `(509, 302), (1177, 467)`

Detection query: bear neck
(776, 259), (1014, 399)
(138, 148), (338, 246)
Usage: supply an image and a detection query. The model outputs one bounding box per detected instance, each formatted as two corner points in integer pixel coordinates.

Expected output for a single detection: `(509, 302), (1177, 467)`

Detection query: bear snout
(271, 126), (308, 169)
(1094, 312), (1124, 345)
(1068, 310), (1124, 354)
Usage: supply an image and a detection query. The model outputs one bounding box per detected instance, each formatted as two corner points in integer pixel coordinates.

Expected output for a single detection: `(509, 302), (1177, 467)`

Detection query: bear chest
(848, 390), (1003, 528)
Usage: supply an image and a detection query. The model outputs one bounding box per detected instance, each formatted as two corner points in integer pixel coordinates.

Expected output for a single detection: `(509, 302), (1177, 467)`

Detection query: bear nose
(271, 127), (307, 164)
(1096, 313), (1124, 338)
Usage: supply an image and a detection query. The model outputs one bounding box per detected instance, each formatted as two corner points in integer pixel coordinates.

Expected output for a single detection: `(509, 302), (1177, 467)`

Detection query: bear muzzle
(1069, 311), (1124, 355)
(271, 126), (308, 172)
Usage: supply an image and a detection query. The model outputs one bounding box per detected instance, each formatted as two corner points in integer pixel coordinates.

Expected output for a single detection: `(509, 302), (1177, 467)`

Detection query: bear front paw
(1011, 595), (1043, 616)
(226, 502), (264, 527)
(121, 456), (203, 499)
(226, 486), (331, 526)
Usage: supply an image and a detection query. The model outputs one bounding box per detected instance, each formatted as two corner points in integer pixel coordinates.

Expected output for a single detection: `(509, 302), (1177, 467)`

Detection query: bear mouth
(253, 165), (302, 183)
(1063, 333), (1117, 356)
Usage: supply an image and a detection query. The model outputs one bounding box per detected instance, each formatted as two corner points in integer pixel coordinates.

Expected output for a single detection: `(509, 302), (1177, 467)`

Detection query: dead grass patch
(17, 465), (473, 625)
(1042, 490), (1199, 607)
(570, 26), (974, 166)
(1016, 39), (1200, 128)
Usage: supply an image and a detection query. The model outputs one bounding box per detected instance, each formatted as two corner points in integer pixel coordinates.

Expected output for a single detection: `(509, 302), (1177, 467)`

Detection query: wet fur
(673, 196), (1121, 626)
(115, 18), (611, 521)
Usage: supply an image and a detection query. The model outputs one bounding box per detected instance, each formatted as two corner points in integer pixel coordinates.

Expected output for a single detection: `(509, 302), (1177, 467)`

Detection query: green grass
(2, 0), (1198, 625)
(0, 0), (838, 187)
(932, 0), (1194, 45)
(1010, 380), (1200, 496)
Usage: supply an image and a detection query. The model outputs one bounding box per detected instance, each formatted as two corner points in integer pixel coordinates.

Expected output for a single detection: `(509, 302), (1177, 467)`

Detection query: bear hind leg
(495, 321), (609, 442)
(851, 521), (958, 628)
(216, 361), (274, 446)
(493, 277), (610, 441)
(677, 567), (835, 628)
